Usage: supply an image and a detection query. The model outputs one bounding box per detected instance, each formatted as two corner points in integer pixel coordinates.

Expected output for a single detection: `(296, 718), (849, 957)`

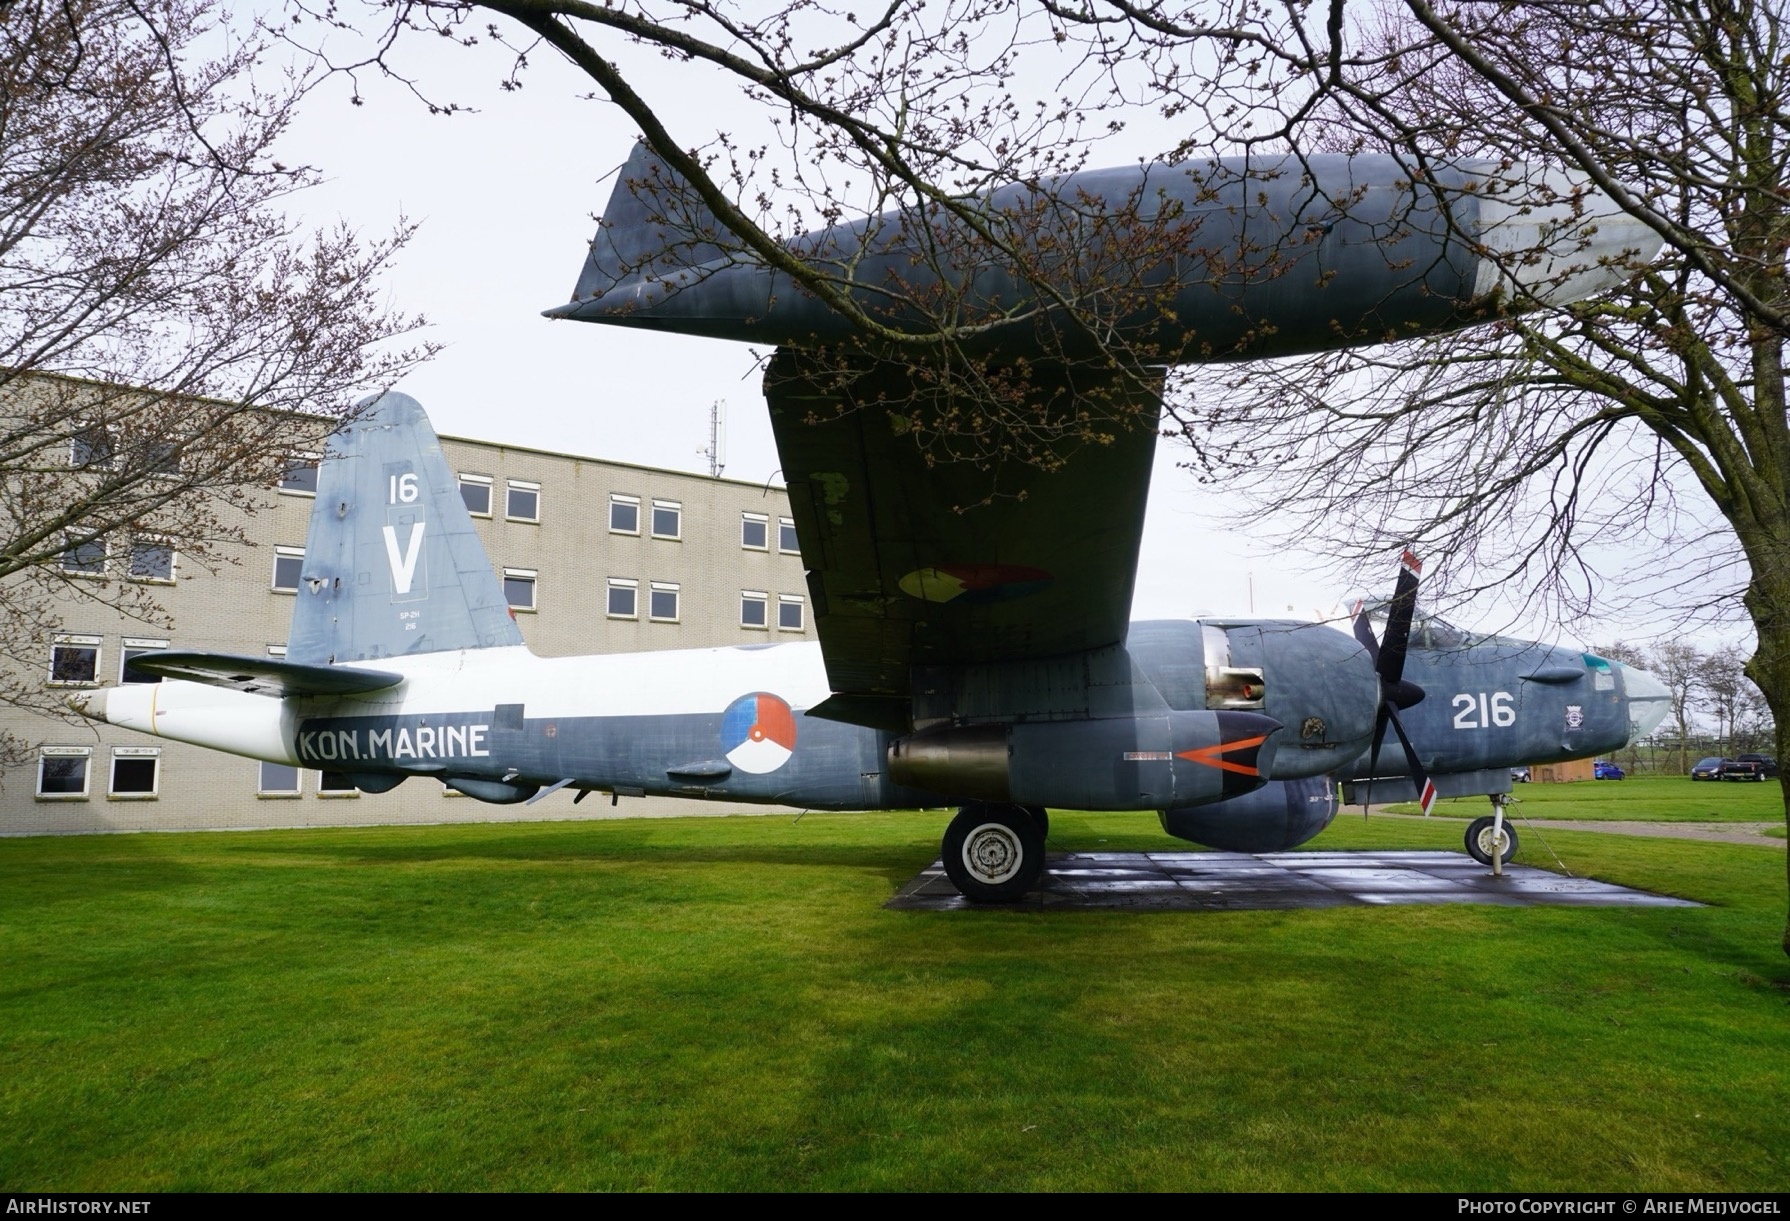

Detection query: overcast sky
(265, 15), (1678, 645)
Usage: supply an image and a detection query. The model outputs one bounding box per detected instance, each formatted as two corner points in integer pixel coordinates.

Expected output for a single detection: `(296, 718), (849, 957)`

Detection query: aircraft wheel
(1465, 815), (1519, 867)
(1026, 806), (1050, 839)
(942, 803), (1046, 903)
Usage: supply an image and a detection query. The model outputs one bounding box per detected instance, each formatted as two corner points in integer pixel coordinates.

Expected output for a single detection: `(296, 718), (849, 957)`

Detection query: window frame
(649, 581), (681, 623)
(778, 594), (807, 632)
(120, 638), (169, 685)
(61, 535), (108, 577)
(650, 499), (682, 541)
(127, 537), (177, 584)
(459, 473), (494, 518)
(778, 516), (800, 554)
(503, 567), (538, 613)
(316, 771), (361, 799)
(741, 512), (769, 551)
(36, 747), (92, 800)
(505, 479), (541, 524)
(70, 425), (115, 470)
(740, 590), (769, 629)
(271, 546), (305, 594)
(258, 760), (302, 798)
(49, 635), (102, 686)
(277, 454), (320, 497)
(108, 747), (161, 800)
(609, 494), (641, 535)
(606, 577), (639, 619)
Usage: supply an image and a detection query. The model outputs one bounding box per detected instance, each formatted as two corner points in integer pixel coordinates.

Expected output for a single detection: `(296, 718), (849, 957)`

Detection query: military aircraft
(73, 143), (1672, 901)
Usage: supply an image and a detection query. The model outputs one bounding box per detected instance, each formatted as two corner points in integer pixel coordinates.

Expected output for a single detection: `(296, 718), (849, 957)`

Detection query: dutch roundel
(720, 692), (798, 774)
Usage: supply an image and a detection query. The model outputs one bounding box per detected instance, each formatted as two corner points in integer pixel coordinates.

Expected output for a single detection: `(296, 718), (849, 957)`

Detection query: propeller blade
(1376, 550), (1423, 688)
(1351, 598), (1381, 664)
(1382, 702), (1438, 816)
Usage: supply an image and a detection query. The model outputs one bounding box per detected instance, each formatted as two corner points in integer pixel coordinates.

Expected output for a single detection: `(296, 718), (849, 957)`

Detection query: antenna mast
(704, 399), (727, 478)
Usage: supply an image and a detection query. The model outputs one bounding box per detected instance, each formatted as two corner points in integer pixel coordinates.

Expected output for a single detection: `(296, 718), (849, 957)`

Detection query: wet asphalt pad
(885, 850), (1703, 911)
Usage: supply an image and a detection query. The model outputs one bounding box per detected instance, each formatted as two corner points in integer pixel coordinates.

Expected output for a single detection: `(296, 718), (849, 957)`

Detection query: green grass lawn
(1387, 773), (1787, 822)
(1, 809), (1786, 1191)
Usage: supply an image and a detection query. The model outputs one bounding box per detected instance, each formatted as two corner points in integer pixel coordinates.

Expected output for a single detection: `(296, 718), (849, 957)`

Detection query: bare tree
(0, 0), (431, 755)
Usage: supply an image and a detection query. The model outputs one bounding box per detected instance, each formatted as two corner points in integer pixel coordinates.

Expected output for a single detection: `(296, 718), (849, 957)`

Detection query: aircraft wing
(131, 651), (405, 698)
(766, 350), (1162, 729)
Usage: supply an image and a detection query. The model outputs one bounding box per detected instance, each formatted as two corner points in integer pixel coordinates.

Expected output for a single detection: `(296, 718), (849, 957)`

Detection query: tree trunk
(1743, 576), (1790, 958)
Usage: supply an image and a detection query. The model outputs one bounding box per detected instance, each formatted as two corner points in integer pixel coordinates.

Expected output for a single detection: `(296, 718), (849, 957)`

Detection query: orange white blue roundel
(721, 692), (798, 774)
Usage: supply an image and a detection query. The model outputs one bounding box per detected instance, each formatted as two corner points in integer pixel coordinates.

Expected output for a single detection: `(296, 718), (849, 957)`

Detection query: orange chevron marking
(1175, 734), (1269, 777)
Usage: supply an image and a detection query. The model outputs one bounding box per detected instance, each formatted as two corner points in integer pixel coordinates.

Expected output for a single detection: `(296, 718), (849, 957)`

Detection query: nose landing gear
(941, 802), (1048, 902)
(1465, 793), (1519, 873)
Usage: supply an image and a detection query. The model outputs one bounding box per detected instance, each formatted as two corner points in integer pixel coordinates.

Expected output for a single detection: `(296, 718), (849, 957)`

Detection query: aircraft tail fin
(288, 392), (525, 665)
(566, 139), (733, 303)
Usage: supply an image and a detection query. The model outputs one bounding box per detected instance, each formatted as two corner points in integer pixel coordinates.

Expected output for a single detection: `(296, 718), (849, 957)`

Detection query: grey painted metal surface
(291, 391), (525, 664)
(549, 143), (1642, 360)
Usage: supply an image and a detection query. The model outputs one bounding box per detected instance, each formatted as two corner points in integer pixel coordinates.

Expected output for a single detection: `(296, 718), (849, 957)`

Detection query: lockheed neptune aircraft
(75, 144), (1672, 900)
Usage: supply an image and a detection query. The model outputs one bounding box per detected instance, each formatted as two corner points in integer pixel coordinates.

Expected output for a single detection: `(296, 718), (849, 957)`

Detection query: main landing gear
(941, 802), (1049, 902)
(1465, 793), (1519, 872)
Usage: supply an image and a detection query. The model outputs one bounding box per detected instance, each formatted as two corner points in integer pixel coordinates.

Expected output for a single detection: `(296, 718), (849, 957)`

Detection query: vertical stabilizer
(288, 392), (524, 664)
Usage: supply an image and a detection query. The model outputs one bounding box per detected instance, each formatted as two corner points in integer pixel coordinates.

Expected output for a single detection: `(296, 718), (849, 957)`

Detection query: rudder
(288, 392), (524, 664)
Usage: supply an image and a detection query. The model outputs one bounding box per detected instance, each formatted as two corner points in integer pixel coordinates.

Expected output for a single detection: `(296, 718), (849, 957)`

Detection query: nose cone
(1618, 663), (1671, 743)
(1467, 164), (1664, 307)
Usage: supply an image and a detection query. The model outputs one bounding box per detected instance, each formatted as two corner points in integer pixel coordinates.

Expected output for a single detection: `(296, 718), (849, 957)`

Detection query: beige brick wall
(2, 432), (812, 835)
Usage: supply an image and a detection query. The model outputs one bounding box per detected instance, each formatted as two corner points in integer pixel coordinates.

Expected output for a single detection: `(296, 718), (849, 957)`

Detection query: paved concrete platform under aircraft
(886, 850), (1702, 911)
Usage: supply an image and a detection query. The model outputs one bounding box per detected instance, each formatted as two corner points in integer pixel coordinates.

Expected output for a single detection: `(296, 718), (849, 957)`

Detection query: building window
(741, 590), (768, 629)
(258, 762), (301, 797)
(109, 748), (160, 799)
(651, 500), (681, 540)
(267, 644), (288, 658)
(272, 546), (304, 593)
(120, 639), (168, 684)
(70, 426), (114, 469)
(650, 582), (680, 622)
(278, 456), (319, 496)
(778, 595), (806, 632)
(779, 517), (799, 554)
(459, 474), (493, 517)
(144, 439), (181, 476)
(49, 635), (100, 685)
(317, 772), (360, 798)
(506, 480), (541, 523)
(607, 578), (638, 618)
(609, 495), (640, 534)
(128, 539), (175, 583)
(37, 748), (91, 799)
(741, 513), (768, 550)
(503, 568), (537, 612)
(61, 536), (107, 576)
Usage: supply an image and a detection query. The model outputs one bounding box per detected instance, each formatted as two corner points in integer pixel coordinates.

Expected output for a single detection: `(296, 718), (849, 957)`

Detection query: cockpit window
(1355, 603), (1471, 650)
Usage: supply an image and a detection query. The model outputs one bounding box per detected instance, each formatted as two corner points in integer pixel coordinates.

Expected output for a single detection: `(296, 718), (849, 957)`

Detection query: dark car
(1691, 756), (1729, 781)
(1594, 760), (1625, 780)
(1722, 754), (1779, 781)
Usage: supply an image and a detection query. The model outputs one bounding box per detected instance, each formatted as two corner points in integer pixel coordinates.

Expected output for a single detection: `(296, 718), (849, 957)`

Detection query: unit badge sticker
(721, 692), (798, 774)
(1565, 704), (1585, 730)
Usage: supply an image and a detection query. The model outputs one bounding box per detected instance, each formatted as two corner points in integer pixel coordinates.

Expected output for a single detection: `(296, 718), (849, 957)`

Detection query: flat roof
(438, 430), (784, 492)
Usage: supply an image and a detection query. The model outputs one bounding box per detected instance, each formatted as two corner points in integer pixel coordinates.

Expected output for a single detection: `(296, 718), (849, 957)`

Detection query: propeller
(1352, 550), (1436, 814)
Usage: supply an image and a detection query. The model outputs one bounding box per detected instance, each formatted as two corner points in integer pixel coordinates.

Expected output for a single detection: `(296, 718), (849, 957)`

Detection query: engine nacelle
(1158, 775), (1340, 853)
(887, 710), (1281, 810)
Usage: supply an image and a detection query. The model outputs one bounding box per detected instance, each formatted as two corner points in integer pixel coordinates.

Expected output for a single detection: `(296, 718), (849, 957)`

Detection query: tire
(1027, 806), (1049, 839)
(1465, 815), (1519, 867)
(942, 803), (1047, 903)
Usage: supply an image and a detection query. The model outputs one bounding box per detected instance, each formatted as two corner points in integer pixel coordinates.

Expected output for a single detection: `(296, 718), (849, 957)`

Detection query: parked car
(1691, 756), (1729, 781)
(1510, 766), (1531, 783)
(1593, 760), (1625, 780)
(1722, 754), (1779, 781)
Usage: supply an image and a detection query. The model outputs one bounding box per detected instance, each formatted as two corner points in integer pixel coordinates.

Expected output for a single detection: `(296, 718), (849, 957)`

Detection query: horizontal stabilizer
(131, 651), (404, 698)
